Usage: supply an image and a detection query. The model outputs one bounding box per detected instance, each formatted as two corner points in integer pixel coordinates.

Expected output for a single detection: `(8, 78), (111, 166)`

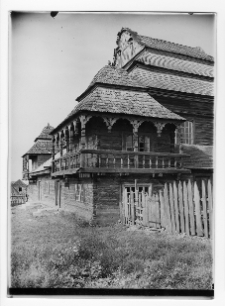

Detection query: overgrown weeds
(10, 203), (213, 289)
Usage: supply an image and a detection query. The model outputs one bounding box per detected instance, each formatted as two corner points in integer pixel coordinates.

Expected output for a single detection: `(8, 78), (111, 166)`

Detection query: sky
(9, 12), (215, 181)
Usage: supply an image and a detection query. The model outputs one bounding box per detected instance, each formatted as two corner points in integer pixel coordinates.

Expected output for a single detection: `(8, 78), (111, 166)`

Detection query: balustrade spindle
(143, 155), (145, 168)
(155, 156), (158, 169)
(174, 158), (177, 168)
(106, 157), (109, 168)
(98, 156), (101, 168)
(149, 158), (152, 169)
(128, 155), (130, 169)
(162, 158), (165, 168)
(168, 159), (171, 168)
(121, 157), (123, 168)
(113, 156), (116, 168)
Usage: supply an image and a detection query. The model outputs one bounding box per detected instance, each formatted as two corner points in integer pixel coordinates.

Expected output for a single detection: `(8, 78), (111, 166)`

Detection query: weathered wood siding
(150, 95), (214, 146)
(60, 178), (94, 221)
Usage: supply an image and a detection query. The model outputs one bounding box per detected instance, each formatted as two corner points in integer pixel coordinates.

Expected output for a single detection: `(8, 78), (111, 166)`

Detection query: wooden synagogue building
(23, 28), (214, 226)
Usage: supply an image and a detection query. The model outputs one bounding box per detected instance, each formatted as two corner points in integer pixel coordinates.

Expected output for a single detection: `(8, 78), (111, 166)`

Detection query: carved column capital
(103, 117), (118, 133)
(79, 115), (92, 128)
(154, 122), (166, 137)
(130, 120), (143, 133)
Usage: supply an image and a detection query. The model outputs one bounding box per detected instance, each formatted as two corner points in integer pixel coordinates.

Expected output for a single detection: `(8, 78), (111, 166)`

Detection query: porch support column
(51, 136), (55, 173)
(79, 115), (92, 149)
(59, 132), (64, 157)
(68, 127), (74, 153)
(103, 117), (118, 133)
(65, 127), (69, 153)
(130, 120), (143, 168)
(154, 122), (166, 137)
(130, 120), (143, 152)
(174, 122), (183, 153)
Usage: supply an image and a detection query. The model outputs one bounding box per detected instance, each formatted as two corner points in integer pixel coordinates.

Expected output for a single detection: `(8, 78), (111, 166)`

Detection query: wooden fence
(11, 195), (28, 207)
(123, 179), (213, 239)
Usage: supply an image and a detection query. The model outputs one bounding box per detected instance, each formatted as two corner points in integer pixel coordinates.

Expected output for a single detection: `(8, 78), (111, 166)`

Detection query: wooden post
(68, 128), (74, 154)
(161, 183), (171, 233)
(124, 188), (128, 225)
(178, 181), (185, 234)
(208, 180), (213, 240)
(183, 181), (190, 236)
(173, 181), (180, 233)
(51, 136), (55, 173)
(169, 183), (175, 233)
(146, 194), (150, 228)
(188, 180), (195, 236)
(131, 190), (135, 225)
(202, 180), (208, 238)
(194, 182), (203, 237)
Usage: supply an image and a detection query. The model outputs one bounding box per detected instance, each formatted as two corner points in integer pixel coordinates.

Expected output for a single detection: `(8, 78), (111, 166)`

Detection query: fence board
(183, 181), (190, 236)
(169, 183), (175, 233)
(207, 180), (213, 239)
(173, 181), (180, 233)
(202, 180), (209, 238)
(142, 191), (147, 226)
(161, 184), (171, 232)
(131, 191), (135, 225)
(194, 182), (203, 237)
(187, 180), (195, 236)
(178, 181), (185, 233)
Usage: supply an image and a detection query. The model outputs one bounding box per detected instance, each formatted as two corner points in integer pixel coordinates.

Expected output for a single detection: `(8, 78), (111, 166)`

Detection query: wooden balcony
(52, 149), (190, 177)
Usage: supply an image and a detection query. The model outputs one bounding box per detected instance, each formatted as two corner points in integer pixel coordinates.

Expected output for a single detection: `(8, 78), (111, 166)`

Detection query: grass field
(10, 202), (213, 289)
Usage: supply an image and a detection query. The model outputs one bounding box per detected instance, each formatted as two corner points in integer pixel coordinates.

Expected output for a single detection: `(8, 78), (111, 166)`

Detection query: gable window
(176, 121), (194, 145)
(138, 135), (150, 152)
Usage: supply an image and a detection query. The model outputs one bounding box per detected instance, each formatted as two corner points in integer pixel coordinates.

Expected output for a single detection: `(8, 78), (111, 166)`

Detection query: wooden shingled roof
(87, 65), (145, 90)
(117, 28), (214, 62)
(34, 123), (54, 141)
(23, 140), (52, 156)
(130, 67), (214, 96)
(133, 49), (214, 78)
(69, 87), (185, 121)
(22, 124), (53, 157)
(181, 145), (213, 169)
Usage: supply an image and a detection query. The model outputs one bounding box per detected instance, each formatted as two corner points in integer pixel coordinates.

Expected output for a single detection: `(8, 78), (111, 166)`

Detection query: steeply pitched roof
(12, 179), (28, 188)
(22, 140), (52, 157)
(68, 87), (185, 121)
(181, 145), (213, 169)
(130, 67), (214, 96)
(34, 123), (54, 142)
(87, 65), (145, 90)
(117, 28), (214, 62)
(134, 49), (214, 78)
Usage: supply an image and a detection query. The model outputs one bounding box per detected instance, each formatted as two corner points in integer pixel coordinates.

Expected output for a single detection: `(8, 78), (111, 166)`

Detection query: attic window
(19, 187), (22, 192)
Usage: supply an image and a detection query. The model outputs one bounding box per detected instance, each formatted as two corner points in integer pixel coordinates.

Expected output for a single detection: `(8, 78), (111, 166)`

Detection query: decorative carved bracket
(154, 122), (166, 137)
(130, 120), (143, 133)
(79, 115), (92, 128)
(103, 117), (118, 133)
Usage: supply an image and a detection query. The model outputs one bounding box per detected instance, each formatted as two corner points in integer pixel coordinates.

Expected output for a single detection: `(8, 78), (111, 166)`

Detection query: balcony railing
(52, 149), (190, 176)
